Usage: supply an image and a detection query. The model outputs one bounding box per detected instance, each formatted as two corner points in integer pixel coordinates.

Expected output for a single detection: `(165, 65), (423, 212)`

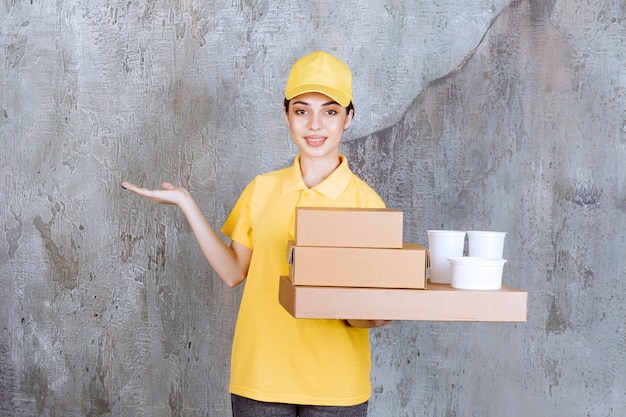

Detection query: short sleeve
(221, 178), (256, 249)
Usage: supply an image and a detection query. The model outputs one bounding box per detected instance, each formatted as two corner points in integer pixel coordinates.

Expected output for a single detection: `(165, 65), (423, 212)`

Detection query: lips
(304, 136), (326, 147)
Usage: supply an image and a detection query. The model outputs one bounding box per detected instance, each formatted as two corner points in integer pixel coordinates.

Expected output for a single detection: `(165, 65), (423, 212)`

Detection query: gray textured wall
(1, 0), (625, 416)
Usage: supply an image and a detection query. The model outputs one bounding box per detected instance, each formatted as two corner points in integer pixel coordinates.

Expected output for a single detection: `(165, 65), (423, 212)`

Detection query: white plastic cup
(448, 257), (507, 290)
(467, 231), (507, 258)
(427, 230), (466, 284)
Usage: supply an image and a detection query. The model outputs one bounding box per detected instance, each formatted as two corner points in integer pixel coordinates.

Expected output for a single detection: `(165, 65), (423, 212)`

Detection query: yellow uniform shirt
(221, 155), (385, 406)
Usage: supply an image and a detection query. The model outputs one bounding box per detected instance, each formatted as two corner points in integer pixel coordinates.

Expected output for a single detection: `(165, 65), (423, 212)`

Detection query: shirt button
(300, 190), (312, 204)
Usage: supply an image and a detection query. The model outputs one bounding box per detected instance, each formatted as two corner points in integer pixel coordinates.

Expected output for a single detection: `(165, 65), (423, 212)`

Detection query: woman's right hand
(120, 181), (190, 206)
(121, 180), (250, 287)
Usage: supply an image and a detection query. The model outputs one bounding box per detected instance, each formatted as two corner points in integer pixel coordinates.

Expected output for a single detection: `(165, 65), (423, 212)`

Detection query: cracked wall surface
(1, 0), (625, 416)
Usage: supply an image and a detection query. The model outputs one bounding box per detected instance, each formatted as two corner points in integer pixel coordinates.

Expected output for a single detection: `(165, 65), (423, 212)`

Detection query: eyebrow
(292, 100), (340, 107)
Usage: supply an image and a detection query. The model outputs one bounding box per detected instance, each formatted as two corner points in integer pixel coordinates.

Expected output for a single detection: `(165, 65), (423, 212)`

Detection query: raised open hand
(121, 180), (250, 287)
(120, 181), (191, 206)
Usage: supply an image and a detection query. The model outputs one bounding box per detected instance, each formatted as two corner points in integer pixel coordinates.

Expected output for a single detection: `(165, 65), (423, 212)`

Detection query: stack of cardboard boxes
(278, 207), (527, 322)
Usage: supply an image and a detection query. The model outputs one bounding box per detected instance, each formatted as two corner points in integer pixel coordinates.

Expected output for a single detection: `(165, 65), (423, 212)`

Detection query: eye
(294, 108), (307, 115)
(325, 109), (338, 116)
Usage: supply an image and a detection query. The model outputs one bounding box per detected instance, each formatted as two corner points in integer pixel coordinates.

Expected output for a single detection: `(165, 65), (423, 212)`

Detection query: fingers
(120, 181), (185, 206)
(121, 182), (149, 195)
(121, 181), (171, 193)
(121, 182), (143, 193)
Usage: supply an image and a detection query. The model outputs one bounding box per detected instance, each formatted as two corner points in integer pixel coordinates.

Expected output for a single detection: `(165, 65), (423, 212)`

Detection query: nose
(307, 111), (322, 130)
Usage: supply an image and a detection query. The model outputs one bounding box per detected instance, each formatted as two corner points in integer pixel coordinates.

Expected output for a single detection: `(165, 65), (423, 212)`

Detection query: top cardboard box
(295, 207), (403, 248)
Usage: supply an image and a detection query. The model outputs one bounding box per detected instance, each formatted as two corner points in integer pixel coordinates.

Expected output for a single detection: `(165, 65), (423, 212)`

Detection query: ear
(284, 106), (290, 126)
(343, 108), (354, 131)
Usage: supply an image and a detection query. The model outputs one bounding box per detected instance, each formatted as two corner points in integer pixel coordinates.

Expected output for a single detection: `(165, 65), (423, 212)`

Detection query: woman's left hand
(346, 320), (392, 328)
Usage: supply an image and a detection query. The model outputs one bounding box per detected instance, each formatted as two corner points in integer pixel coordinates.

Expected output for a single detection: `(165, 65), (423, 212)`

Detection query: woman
(122, 51), (389, 417)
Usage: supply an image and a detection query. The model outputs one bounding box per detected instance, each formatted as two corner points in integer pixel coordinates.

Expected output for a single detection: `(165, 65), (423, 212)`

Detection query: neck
(299, 154), (341, 188)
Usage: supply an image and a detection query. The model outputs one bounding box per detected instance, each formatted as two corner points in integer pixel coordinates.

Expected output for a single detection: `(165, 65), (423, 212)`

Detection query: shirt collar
(282, 155), (352, 200)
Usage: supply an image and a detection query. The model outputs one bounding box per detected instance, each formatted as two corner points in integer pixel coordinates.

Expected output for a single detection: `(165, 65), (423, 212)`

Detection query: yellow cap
(284, 51), (352, 107)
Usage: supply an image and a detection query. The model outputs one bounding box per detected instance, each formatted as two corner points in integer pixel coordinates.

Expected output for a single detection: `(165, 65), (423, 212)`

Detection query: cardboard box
(278, 276), (527, 322)
(295, 207), (403, 248)
(288, 241), (427, 289)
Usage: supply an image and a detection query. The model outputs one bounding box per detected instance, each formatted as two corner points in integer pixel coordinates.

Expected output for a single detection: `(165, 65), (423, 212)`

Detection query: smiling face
(284, 92), (353, 162)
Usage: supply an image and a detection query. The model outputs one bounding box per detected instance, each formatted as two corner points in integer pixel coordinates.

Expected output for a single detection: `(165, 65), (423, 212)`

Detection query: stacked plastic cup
(466, 231), (507, 258)
(427, 230), (466, 284)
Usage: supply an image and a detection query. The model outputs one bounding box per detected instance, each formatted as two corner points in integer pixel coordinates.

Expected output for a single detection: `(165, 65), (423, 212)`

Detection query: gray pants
(231, 394), (369, 417)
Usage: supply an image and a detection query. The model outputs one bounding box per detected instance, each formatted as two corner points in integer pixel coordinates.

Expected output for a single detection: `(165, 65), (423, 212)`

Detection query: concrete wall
(1, 0), (625, 416)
